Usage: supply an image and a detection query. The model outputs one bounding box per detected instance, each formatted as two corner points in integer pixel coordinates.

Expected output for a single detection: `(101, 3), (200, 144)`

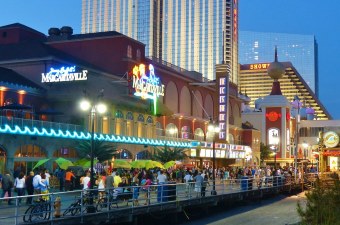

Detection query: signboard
(129, 64), (165, 115)
(131, 64), (165, 100)
(218, 77), (227, 140)
(41, 66), (87, 83)
(323, 131), (339, 148)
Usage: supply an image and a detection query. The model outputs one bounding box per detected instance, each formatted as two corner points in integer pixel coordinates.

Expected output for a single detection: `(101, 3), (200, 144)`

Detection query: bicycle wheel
(30, 205), (45, 222)
(23, 205), (34, 222)
(96, 198), (107, 212)
(63, 202), (79, 216)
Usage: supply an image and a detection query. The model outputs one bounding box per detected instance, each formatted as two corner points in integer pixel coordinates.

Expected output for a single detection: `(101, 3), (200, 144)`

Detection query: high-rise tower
(81, 0), (238, 83)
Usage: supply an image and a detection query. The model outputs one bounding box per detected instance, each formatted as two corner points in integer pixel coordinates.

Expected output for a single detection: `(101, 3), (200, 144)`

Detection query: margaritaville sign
(41, 66), (88, 83)
(131, 64), (165, 99)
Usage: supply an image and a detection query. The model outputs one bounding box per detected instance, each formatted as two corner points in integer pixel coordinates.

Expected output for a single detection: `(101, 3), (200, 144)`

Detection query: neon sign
(249, 63), (270, 70)
(132, 64), (164, 99)
(41, 66), (88, 83)
(218, 77), (227, 140)
(130, 64), (165, 115)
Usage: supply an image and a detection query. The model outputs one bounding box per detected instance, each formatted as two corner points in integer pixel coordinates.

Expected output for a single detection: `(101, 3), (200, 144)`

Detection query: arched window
(136, 49), (141, 60)
(127, 45), (132, 58)
(194, 128), (205, 141)
(165, 123), (178, 138)
(126, 112), (134, 120)
(181, 126), (191, 139)
(53, 147), (78, 158)
(15, 144), (46, 158)
(146, 116), (153, 124)
(115, 110), (123, 119)
(136, 150), (151, 160)
(115, 149), (133, 159)
(137, 114), (145, 122)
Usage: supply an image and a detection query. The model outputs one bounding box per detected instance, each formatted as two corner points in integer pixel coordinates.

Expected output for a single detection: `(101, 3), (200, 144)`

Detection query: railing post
(15, 197), (18, 225)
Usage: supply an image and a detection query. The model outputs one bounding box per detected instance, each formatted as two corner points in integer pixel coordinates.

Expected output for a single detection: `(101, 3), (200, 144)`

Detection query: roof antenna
(274, 45), (278, 62)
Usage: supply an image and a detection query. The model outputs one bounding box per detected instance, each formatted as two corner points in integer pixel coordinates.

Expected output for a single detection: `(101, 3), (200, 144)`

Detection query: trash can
(241, 176), (248, 191)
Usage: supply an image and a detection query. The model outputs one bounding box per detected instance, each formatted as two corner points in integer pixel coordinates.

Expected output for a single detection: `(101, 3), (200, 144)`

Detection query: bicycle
(23, 198), (51, 223)
(63, 193), (92, 216)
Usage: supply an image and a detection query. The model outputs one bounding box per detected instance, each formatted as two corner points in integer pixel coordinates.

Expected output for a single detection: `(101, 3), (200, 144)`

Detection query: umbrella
(32, 158), (51, 170)
(145, 160), (164, 170)
(55, 157), (74, 170)
(164, 161), (176, 169)
(74, 158), (98, 168)
(113, 159), (131, 169)
(130, 160), (148, 169)
(0, 103), (32, 110)
(35, 108), (64, 115)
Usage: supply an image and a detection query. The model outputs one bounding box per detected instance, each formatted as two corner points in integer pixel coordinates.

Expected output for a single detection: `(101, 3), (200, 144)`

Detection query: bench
(110, 192), (133, 208)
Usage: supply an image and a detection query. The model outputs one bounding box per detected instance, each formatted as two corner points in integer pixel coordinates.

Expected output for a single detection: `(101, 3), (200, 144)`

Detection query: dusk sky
(1, 0), (339, 119)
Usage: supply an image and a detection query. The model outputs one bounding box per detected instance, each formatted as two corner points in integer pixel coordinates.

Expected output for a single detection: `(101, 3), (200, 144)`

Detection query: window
(127, 45), (132, 58)
(136, 49), (141, 60)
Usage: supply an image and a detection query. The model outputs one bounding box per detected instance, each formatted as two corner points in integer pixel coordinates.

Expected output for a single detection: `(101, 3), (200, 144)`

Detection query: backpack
(32, 175), (39, 188)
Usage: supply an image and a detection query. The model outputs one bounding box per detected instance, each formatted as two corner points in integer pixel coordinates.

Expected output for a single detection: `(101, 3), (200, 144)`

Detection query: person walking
(25, 171), (34, 205)
(14, 172), (26, 205)
(65, 169), (75, 191)
(1, 170), (14, 205)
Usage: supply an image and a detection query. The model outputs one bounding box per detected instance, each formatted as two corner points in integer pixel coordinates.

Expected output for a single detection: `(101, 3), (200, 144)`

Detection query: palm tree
(152, 145), (188, 163)
(75, 140), (118, 162)
(260, 142), (271, 165)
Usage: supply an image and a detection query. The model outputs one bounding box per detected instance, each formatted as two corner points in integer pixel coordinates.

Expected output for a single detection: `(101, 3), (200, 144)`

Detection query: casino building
(239, 62), (331, 120)
(0, 23), (258, 174)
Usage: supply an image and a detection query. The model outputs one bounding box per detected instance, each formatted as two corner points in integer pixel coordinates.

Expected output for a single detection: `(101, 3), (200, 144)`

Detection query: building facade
(239, 31), (318, 96)
(0, 23), (255, 175)
(240, 62), (331, 120)
(81, 0), (239, 83)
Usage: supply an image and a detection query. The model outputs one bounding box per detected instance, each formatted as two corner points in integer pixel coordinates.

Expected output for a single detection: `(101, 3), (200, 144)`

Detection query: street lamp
(292, 95), (302, 182)
(80, 91), (107, 212)
(270, 133), (279, 169)
(208, 118), (220, 195)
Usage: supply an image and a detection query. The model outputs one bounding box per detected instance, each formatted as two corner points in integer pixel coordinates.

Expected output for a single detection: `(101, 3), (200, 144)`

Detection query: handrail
(0, 176), (290, 225)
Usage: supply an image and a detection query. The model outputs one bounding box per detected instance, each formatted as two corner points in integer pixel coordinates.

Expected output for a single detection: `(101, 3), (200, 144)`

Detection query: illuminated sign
(249, 63), (270, 70)
(323, 131), (339, 148)
(218, 77), (227, 140)
(129, 64), (164, 115)
(266, 111), (281, 122)
(41, 66), (87, 83)
(268, 128), (280, 146)
(131, 64), (165, 100)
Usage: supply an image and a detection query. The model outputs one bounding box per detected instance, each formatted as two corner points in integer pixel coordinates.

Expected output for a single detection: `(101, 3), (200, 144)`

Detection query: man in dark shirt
(25, 171), (34, 204)
(1, 171), (14, 205)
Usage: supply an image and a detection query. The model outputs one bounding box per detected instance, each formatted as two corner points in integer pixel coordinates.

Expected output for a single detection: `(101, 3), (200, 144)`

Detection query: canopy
(113, 159), (131, 169)
(130, 160), (149, 169)
(145, 160), (164, 170)
(55, 157), (74, 170)
(32, 158), (51, 170)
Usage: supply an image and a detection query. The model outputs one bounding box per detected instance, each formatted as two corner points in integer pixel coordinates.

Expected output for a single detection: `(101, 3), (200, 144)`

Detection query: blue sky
(1, 0), (339, 119)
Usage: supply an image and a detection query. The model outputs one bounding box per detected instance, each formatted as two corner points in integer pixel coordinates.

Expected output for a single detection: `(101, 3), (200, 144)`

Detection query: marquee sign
(218, 77), (227, 140)
(41, 66), (87, 83)
(131, 64), (165, 100)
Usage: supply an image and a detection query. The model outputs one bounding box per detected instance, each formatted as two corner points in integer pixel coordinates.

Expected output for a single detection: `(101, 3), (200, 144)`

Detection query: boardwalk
(0, 176), (295, 225)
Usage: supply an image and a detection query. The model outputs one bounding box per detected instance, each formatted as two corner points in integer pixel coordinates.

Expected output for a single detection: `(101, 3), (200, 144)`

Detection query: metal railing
(0, 116), (84, 133)
(0, 176), (289, 225)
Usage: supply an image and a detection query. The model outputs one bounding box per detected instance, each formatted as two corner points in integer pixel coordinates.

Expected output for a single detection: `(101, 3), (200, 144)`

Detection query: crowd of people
(0, 164), (309, 206)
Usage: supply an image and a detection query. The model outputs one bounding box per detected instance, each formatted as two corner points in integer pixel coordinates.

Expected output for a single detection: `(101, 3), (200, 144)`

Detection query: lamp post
(80, 91), (107, 211)
(270, 133), (279, 169)
(208, 118), (220, 195)
(292, 95), (302, 182)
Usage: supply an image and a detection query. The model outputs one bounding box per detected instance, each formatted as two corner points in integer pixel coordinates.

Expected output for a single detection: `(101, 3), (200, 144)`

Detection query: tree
(75, 140), (118, 162)
(152, 145), (188, 163)
(297, 176), (340, 225)
(260, 142), (271, 165)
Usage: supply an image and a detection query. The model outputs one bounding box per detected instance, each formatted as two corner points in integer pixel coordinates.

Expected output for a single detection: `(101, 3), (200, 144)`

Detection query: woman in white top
(96, 175), (105, 200)
(15, 172), (26, 204)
